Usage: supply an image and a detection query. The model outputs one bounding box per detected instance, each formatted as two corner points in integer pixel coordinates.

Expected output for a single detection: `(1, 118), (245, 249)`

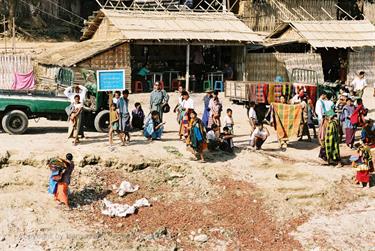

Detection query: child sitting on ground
(250, 122), (270, 150)
(207, 124), (220, 151)
(219, 126), (234, 153)
(351, 144), (374, 188)
(224, 108), (234, 134)
(131, 102), (145, 130)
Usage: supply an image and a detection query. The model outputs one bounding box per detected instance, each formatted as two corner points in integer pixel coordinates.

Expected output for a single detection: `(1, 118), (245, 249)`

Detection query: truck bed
(0, 89), (63, 98)
(0, 91), (70, 114)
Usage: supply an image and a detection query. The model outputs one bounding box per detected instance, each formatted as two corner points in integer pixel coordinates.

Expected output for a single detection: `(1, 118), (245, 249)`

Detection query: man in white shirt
(64, 85), (88, 103)
(351, 71), (367, 98)
(290, 89), (304, 104)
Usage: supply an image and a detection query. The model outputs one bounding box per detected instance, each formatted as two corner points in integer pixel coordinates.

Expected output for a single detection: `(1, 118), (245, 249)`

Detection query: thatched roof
(37, 39), (126, 67)
(81, 9), (263, 44)
(266, 20), (375, 48)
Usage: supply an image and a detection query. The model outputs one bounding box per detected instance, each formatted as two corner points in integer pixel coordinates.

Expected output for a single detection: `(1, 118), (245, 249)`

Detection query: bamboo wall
(347, 47), (375, 85)
(34, 65), (62, 92)
(238, 0), (337, 33)
(0, 54), (33, 90)
(77, 43), (132, 91)
(245, 53), (324, 83)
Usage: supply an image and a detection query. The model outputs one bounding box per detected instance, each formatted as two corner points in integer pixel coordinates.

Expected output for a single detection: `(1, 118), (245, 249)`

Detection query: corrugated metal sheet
(37, 39), (126, 67)
(96, 9), (262, 43)
(266, 20), (375, 48)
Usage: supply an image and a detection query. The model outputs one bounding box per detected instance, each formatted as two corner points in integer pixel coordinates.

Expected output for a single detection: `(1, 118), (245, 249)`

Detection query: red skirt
(54, 182), (69, 206)
(356, 170), (370, 183)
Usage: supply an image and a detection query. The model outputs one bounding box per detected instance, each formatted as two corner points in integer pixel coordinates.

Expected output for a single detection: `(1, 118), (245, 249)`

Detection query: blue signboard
(97, 69), (125, 91)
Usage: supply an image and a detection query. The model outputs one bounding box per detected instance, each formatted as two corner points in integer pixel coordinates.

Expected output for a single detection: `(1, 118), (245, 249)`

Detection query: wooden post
(242, 45), (246, 81)
(12, 17), (15, 55)
(185, 44), (190, 92)
(3, 15), (6, 54)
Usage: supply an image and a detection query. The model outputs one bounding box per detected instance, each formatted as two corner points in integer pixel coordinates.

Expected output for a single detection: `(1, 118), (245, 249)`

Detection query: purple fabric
(12, 70), (35, 90)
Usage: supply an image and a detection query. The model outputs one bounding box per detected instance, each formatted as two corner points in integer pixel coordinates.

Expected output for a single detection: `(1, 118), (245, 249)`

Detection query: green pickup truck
(0, 90), (110, 134)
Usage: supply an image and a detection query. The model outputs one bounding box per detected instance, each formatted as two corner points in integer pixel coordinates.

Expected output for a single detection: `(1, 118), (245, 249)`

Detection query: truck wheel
(94, 110), (110, 133)
(2, 110), (29, 135)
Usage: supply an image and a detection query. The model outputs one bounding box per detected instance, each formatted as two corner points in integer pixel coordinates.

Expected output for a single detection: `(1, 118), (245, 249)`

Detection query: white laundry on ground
(117, 180), (140, 197)
(101, 198), (151, 217)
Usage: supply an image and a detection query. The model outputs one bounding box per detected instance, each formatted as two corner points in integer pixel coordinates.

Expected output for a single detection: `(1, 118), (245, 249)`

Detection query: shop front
(80, 9), (263, 93)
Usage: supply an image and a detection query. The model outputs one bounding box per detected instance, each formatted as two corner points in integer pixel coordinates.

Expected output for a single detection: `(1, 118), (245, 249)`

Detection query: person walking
(67, 95), (83, 146)
(48, 154), (74, 208)
(324, 111), (341, 166)
(150, 82), (169, 122)
(188, 110), (207, 162)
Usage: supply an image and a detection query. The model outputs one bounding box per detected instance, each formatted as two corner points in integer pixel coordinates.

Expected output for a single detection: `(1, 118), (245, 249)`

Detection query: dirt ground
(0, 78), (374, 250)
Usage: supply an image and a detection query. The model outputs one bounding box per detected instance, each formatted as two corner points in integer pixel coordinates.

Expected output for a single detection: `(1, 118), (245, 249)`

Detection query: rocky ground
(0, 87), (374, 250)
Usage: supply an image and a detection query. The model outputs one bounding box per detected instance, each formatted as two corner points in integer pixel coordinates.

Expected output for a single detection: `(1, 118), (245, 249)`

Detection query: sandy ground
(0, 81), (374, 250)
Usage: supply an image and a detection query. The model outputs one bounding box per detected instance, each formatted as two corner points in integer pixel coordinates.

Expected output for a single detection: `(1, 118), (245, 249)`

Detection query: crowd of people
(52, 72), (374, 208)
(286, 72), (374, 188)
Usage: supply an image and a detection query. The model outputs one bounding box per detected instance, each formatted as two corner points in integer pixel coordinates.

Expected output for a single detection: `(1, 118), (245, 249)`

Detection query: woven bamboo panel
(246, 53), (323, 83)
(0, 54), (33, 90)
(78, 43), (132, 91)
(348, 48), (375, 85)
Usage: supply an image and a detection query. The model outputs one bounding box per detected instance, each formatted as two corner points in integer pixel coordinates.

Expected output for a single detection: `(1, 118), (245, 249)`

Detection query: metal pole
(185, 44), (190, 92)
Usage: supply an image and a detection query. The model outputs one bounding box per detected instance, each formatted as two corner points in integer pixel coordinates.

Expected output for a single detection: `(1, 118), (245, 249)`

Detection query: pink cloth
(12, 70), (35, 90)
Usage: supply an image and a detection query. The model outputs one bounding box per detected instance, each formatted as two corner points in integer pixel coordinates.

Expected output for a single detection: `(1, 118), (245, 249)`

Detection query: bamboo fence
(0, 54), (32, 90)
(348, 47), (375, 85)
(246, 52), (323, 83)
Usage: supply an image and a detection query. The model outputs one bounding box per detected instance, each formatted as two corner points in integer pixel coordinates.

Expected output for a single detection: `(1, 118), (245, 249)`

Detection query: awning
(81, 9), (263, 44)
(266, 20), (375, 48)
(37, 39), (126, 66)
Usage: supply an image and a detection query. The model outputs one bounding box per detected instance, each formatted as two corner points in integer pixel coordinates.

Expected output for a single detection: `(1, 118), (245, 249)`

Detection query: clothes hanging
(56, 68), (74, 87)
(249, 84), (257, 102)
(268, 83), (275, 103)
(12, 70), (35, 90)
(274, 84), (283, 103)
(255, 83), (267, 103)
(271, 103), (302, 141)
